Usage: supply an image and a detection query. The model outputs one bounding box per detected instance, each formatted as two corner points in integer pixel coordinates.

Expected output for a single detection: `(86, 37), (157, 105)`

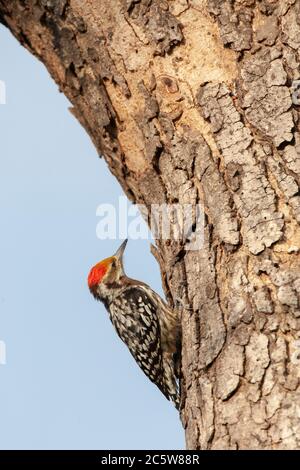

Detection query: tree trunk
(1, 0), (300, 450)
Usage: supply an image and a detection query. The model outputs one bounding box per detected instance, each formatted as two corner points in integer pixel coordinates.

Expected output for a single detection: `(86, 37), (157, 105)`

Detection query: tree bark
(1, 0), (300, 450)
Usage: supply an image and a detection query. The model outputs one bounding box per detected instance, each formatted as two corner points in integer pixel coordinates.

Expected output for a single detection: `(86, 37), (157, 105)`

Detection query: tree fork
(1, 0), (300, 449)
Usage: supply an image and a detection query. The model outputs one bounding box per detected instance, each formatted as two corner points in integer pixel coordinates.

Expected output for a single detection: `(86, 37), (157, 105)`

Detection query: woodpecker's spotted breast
(109, 287), (174, 401)
(88, 240), (181, 409)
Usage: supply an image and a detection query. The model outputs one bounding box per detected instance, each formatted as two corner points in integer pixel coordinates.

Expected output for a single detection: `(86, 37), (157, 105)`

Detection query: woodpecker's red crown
(87, 239), (128, 289)
(88, 257), (114, 288)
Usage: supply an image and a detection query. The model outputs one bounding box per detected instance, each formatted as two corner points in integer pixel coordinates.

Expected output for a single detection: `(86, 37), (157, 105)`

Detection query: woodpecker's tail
(171, 389), (180, 410)
(162, 354), (181, 411)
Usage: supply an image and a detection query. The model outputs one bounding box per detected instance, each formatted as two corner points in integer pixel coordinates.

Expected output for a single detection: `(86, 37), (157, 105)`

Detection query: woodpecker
(88, 239), (181, 409)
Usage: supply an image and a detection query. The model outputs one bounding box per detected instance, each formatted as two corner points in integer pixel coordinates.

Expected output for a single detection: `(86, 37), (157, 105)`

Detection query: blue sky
(0, 26), (183, 449)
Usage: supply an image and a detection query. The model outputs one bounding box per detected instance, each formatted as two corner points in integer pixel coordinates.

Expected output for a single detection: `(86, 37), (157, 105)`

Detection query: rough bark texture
(1, 0), (300, 450)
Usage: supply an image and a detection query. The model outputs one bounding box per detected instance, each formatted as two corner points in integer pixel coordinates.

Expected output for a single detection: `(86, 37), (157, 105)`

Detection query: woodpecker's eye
(111, 260), (116, 269)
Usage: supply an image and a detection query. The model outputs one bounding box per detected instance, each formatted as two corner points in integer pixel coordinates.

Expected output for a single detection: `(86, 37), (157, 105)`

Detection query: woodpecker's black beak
(114, 239), (128, 260)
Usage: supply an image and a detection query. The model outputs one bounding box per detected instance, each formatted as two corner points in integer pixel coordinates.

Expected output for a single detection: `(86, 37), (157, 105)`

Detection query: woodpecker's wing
(108, 286), (172, 401)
